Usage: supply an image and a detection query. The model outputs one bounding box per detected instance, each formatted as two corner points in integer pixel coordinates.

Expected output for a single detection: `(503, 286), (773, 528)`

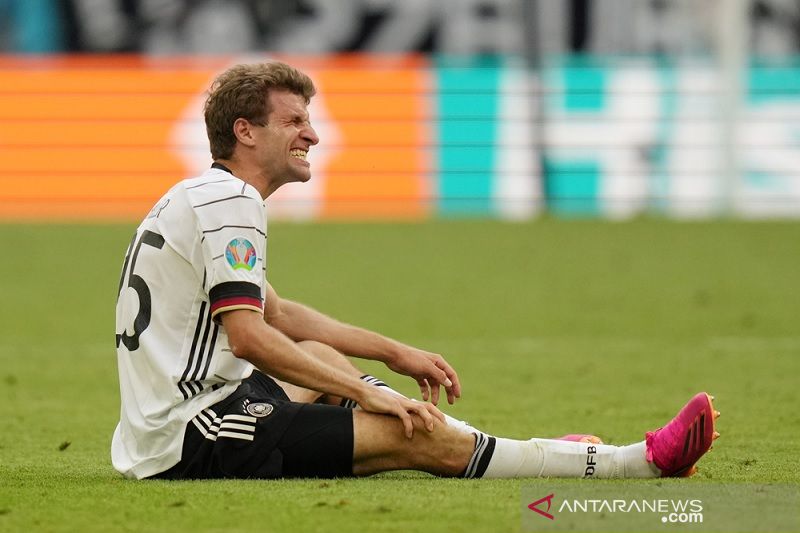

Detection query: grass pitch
(1, 219), (799, 532)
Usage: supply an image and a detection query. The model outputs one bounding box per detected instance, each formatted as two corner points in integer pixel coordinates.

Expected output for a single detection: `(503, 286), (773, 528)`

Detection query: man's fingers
(446, 387), (456, 405)
(396, 407), (414, 439)
(430, 381), (440, 406)
(435, 359), (461, 399)
(418, 379), (430, 402)
(432, 365), (452, 388)
(425, 401), (446, 424)
(409, 401), (435, 432)
(450, 372), (462, 399)
(431, 362), (460, 405)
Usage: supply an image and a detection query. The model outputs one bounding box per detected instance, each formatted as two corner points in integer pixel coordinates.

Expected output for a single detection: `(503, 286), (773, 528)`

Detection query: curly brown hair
(204, 62), (316, 160)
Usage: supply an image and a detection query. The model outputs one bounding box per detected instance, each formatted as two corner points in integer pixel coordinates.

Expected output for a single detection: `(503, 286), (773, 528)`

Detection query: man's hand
(261, 287), (463, 406)
(385, 348), (462, 406)
(357, 386), (446, 439)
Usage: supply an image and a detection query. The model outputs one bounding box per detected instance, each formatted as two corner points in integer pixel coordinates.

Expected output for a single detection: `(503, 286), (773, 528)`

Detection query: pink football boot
(646, 392), (720, 477)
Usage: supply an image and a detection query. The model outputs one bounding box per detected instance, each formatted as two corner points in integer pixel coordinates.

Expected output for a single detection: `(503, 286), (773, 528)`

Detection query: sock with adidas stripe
(463, 435), (659, 479)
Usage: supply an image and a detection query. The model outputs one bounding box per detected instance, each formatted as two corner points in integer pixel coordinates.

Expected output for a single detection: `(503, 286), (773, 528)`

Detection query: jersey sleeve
(188, 181), (266, 322)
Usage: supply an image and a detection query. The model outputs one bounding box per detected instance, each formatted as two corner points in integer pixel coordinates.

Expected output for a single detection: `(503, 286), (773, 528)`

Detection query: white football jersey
(111, 166), (267, 479)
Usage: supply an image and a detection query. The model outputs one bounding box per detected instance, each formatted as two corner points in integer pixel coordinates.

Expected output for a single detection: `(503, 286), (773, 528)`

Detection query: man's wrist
(377, 339), (405, 365)
(350, 382), (375, 406)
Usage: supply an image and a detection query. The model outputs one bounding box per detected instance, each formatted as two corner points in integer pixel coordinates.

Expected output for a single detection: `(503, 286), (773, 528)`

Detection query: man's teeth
(290, 149), (307, 160)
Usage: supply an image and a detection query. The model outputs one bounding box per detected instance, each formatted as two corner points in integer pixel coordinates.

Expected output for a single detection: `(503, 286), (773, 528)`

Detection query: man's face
(254, 90), (319, 185)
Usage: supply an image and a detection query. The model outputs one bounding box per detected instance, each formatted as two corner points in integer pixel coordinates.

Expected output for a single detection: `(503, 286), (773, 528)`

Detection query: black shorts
(153, 371), (354, 480)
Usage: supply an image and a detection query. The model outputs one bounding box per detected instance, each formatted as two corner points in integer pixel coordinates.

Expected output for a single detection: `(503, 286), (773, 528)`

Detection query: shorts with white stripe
(153, 370), (354, 479)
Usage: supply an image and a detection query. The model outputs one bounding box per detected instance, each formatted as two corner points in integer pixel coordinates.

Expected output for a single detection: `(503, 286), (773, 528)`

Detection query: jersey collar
(211, 162), (233, 175)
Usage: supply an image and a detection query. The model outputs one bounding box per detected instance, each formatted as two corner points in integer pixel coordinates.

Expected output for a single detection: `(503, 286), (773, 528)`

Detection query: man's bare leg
(352, 411), (474, 476)
(350, 410), (662, 480)
(352, 395), (720, 480)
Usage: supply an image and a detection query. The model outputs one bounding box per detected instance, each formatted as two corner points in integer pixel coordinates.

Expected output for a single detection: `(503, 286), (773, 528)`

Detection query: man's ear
(232, 118), (257, 147)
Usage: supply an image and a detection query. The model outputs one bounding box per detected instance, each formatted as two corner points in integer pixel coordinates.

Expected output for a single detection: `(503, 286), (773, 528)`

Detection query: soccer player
(112, 62), (719, 481)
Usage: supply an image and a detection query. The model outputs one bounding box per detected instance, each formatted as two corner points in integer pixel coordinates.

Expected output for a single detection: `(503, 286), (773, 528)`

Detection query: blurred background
(2, 8), (799, 527)
(1, 0), (799, 221)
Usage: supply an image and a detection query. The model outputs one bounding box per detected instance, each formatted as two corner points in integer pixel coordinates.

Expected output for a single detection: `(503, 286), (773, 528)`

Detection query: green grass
(1, 219), (799, 532)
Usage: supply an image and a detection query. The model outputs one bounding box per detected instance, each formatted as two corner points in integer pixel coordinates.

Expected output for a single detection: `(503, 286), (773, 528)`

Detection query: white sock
(350, 375), (479, 435)
(467, 436), (659, 479)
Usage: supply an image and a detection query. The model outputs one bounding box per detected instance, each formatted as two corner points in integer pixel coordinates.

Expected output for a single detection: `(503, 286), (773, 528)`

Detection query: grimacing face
(252, 90), (319, 186)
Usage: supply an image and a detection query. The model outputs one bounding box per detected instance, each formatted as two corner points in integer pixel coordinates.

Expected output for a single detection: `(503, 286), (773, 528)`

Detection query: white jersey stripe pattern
(219, 422), (254, 433)
(217, 432), (254, 442)
(178, 301), (210, 399)
(224, 414), (257, 423)
(218, 413), (256, 441)
(112, 167), (267, 479)
(197, 410), (214, 428)
(178, 303), (221, 400)
(190, 410), (256, 442)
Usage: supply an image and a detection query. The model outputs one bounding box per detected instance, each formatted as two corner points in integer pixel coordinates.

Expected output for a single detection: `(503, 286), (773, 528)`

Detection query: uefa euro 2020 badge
(246, 402), (274, 418)
(225, 237), (257, 271)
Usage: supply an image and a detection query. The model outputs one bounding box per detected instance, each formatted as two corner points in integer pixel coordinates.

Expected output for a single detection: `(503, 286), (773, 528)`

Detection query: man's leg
(352, 393), (720, 479)
(351, 410), (659, 479)
(352, 411), (474, 476)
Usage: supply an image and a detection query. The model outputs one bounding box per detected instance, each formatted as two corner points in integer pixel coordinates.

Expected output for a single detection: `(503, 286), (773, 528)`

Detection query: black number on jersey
(116, 230), (165, 351)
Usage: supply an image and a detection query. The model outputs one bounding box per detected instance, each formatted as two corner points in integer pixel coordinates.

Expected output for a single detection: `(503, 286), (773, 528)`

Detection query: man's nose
(302, 125), (319, 146)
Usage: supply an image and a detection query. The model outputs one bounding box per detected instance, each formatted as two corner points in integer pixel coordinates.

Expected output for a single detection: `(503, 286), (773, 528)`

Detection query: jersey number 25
(116, 230), (165, 351)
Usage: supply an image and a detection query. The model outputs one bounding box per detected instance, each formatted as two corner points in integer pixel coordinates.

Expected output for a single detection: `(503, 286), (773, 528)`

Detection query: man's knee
(353, 412), (473, 477)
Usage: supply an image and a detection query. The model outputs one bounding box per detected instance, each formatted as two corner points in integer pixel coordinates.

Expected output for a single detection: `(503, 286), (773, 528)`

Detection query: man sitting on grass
(112, 61), (719, 481)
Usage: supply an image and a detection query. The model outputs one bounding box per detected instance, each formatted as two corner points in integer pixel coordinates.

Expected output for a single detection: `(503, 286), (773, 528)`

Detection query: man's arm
(263, 283), (462, 405)
(221, 309), (443, 438)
